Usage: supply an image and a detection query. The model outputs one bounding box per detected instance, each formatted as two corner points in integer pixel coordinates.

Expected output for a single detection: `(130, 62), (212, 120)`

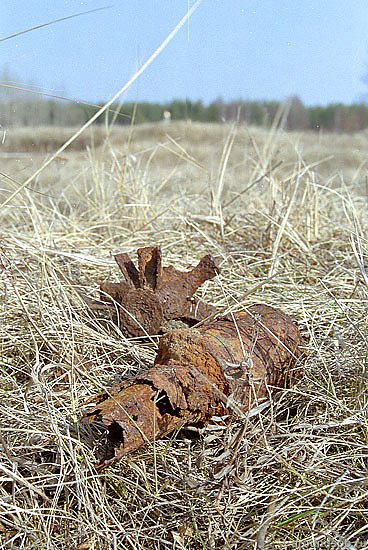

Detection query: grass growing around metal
(1, 121), (368, 549)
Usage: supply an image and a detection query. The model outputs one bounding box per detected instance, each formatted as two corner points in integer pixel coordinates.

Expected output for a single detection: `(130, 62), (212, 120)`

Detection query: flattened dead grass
(1, 122), (368, 549)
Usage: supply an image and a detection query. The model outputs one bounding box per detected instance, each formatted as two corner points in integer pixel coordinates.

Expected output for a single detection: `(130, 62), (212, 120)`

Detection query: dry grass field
(1, 121), (368, 549)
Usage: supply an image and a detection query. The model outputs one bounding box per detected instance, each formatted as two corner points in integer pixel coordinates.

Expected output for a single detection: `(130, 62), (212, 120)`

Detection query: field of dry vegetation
(1, 120), (368, 549)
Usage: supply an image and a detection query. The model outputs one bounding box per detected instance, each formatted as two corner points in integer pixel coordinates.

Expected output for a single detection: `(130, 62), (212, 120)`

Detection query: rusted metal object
(83, 304), (305, 469)
(99, 246), (219, 337)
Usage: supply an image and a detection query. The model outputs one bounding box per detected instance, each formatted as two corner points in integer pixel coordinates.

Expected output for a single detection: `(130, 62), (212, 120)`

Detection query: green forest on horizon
(2, 90), (368, 133)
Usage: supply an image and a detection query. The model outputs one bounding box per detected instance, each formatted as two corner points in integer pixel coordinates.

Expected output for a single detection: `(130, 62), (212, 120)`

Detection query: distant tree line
(2, 65), (368, 132)
(1, 66), (368, 133)
(2, 94), (368, 133)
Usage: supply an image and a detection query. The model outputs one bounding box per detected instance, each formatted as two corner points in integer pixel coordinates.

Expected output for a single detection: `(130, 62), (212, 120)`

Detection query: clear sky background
(1, 0), (368, 106)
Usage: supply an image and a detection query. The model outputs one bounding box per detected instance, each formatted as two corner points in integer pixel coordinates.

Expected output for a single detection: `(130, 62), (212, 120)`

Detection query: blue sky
(1, 0), (368, 106)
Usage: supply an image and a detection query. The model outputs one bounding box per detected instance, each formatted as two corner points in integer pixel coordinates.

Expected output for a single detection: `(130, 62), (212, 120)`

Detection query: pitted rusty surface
(99, 246), (219, 337)
(83, 303), (305, 469)
(199, 304), (305, 408)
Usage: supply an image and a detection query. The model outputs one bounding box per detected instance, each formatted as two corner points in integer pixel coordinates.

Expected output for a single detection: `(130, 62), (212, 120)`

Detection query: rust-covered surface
(99, 246), (219, 337)
(83, 304), (305, 469)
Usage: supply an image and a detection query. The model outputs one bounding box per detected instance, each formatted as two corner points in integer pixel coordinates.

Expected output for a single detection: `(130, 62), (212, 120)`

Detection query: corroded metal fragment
(83, 304), (305, 469)
(99, 246), (219, 337)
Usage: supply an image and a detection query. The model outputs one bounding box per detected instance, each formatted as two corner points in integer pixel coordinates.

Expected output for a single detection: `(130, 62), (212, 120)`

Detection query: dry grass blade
(0, 6), (112, 43)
